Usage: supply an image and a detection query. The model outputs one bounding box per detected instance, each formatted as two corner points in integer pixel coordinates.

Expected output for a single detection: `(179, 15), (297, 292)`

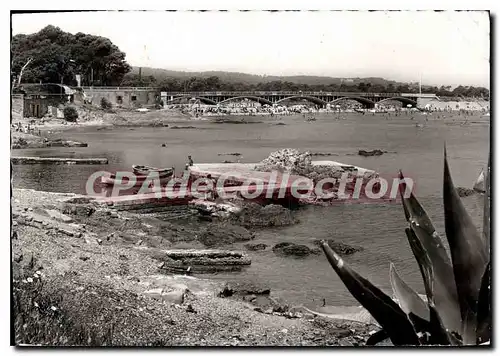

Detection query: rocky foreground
(11, 188), (379, 346)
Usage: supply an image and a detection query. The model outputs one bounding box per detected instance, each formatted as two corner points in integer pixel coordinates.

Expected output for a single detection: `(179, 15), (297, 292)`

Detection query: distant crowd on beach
(164, 97), (489, 118)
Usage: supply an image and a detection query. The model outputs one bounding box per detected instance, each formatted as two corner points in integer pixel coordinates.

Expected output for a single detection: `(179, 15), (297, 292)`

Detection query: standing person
(188, 155), (194, 167)
(205, 174), (217, 201)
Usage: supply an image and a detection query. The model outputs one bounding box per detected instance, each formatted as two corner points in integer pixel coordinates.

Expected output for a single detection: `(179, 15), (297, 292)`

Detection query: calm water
(12, 112), (490, 308)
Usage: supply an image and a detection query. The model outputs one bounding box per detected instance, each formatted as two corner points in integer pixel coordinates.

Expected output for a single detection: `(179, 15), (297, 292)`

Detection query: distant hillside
(131, 66), (406, 87)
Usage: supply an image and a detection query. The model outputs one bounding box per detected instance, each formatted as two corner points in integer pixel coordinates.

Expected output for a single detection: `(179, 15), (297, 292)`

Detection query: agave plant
(320, 148), (491, 346)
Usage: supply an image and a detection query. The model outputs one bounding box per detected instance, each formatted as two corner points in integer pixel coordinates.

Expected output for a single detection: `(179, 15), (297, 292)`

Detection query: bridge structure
(163, 91), (438, 109)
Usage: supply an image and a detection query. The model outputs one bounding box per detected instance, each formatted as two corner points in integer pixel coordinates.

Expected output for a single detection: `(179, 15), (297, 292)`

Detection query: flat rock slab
(152, 249), (251, 274)
(142, 287), (186, 304)
(162, 249), (246, 259)
(45, 209), (74, 223)
(11, 157), (108, 165)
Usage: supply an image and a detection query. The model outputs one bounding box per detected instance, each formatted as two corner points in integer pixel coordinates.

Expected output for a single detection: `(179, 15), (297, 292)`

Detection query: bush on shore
(63, 106), (78, 122)
(100, 97), (113, 110)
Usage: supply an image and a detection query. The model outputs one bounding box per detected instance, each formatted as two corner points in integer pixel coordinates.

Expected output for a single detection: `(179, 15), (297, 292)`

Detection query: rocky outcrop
(255, 148), (312, 175)
(217, 152), (242, 156)
(11, 134), (88, 149)
(236, 202), (297, 227)
(457, 187), (478, 197)
(244, 243), (268, 251)
(154, 249), (251, 274)
(358, 149), (386, 157)
(170, 126), (197, 129)
(272, 242), (317, 258)
(254, 148), (377, 184)
(198, 224), (254, 247)
(218, 281), (271, 298)
(313, 239), (363, 256)
(62, 203), (96, 217)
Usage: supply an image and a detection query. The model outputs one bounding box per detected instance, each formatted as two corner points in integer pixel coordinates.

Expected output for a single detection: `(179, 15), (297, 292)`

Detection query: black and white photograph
(9, 7), (491, 347)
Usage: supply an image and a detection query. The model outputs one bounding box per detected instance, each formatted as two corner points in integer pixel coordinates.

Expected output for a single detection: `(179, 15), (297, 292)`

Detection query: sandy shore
(11, 188), (379, 346)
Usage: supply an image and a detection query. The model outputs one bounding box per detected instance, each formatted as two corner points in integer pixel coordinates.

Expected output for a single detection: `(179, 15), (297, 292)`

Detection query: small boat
(473, 169), (485, 193)
(100, 166), (174, 186)
(132, 165), (174, 177)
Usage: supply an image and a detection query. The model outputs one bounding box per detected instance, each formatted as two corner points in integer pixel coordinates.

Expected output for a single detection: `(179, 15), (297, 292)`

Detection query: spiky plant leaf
(389, 263), (429, 322)
(320, 241), (420, 346)
(443, 148), (488, 344)
(398, 171), (435, 232)
(398, 172), (461, 333)
(366, 329), (389, 346)
(405, 228), (453, 345)
(476, 262), (491, 344)
(483, 152), (491, 252)
(408, 223), (462, 333)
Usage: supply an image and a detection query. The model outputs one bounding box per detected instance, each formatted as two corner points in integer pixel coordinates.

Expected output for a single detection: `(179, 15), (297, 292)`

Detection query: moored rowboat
(132, 165), (174, 176)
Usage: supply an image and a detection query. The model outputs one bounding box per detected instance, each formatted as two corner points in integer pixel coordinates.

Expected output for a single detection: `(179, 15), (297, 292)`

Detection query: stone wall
(82, 88), (160, 109)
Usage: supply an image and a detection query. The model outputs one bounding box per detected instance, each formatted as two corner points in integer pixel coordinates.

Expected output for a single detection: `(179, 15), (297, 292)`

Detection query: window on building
(116, 96), (123, 104)
(131, 95), (137, 102)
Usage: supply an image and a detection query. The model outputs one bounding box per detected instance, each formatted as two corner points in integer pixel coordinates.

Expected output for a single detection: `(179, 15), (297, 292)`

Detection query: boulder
(272, 242), (313, 257)
(244, 243), (268, 251)
(457, 187), (477, 197)
(62, 203), (95, 217)
(237, 202), (296, 227)
(45, 209), (73, 223)
(142, 286), (187, 305)
(198, 224), (254, 247)
(160, 289), (185, 304)
(314, 239), (363, 256)
(218, 281), (271, 298)
(358, 149), (385, 157)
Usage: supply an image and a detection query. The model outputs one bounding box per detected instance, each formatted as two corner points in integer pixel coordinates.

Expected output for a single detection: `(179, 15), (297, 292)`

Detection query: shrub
(319, 148), (491, 346)
(63, 106), (78, 122)
(100, 97), (112, 110)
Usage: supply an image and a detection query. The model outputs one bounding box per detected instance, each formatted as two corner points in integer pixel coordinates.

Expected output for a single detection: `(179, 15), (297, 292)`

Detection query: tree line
(121, 74), (489, 99)
(12, 25), (130, 87)
(11, 26), (489, 99)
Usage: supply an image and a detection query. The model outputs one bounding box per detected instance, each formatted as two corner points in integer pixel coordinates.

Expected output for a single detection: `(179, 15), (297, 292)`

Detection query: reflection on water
(12, 112), (489, 307)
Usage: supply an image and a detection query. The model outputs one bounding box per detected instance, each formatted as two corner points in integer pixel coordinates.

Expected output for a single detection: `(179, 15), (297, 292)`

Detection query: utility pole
(419, 72), (422, 95)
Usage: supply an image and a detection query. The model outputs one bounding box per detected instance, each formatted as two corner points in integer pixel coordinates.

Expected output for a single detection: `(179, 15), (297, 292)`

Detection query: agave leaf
(409, 223), (462, 333)
(389, 263), (429, 321)
(427, 306), (456, 345)
(398, 171), (435, 232)
(405, 228), (453, 345)
(476, 262), (491, 344)
(398, 171), (462, 333)
(482, 152), (491, 252)
(321, 241), (420, 346)
(366, 329), (390, 346)
(443, 148), (488, 344)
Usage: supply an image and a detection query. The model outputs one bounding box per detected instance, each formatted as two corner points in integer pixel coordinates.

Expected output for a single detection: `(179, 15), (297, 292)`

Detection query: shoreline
(11, 102), (489, 135)
(12, 188), (379, 346)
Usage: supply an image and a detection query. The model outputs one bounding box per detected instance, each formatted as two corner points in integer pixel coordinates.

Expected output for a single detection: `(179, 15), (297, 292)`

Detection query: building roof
(18, 83), (75, 95)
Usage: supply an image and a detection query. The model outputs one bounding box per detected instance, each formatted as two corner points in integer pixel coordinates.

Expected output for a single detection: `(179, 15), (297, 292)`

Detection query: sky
(11, 10), (490, 87)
